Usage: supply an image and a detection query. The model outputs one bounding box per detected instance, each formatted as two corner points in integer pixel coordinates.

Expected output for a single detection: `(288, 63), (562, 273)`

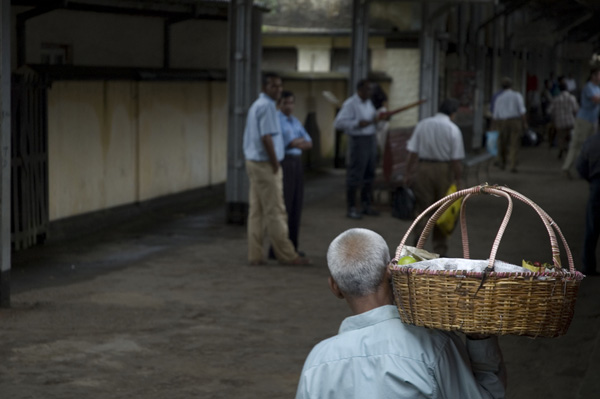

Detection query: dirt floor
(1, 144), (599, 399)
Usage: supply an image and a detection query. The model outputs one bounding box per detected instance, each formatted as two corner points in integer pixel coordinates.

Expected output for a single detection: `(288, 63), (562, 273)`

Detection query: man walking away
(492, 77), (528, 173)
(403, 99), (465, 257)
(548, 81), (579, 159)
(295, 228), (507, 399)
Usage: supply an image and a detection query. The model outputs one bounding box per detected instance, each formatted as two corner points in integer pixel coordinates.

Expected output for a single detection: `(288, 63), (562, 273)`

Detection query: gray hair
(326, 228), (391, 298)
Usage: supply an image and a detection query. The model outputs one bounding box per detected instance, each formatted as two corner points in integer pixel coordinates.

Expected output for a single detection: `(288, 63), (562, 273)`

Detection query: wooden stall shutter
(11, 72), (49, 250)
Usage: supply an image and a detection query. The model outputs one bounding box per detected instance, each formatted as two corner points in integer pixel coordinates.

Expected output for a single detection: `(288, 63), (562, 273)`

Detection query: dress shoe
(347, 207), (362, 219)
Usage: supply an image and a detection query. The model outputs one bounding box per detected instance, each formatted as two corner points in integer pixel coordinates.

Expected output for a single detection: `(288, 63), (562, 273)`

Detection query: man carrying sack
(403, 99), (465, 257)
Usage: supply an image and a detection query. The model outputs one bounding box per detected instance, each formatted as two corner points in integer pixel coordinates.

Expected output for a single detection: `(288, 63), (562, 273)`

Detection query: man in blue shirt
(269, 90), (312, 256)
(562, 67), (600, 178)
(576, 132), (600, 276)
(243, 73), (311, 266)
(296, 228), (506, 398)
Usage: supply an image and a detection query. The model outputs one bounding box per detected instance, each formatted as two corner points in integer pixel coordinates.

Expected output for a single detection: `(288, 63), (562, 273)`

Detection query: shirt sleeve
(450, 124), (465, 160)
(406, 125), (421, 154)
(432, 335), (507, 399)
(517, 94), (526, 115)
(334, 100), (359, 132)
(572, 95), (580, 115)
(259, 104), (281, 137)
(299, 123), (312, 142)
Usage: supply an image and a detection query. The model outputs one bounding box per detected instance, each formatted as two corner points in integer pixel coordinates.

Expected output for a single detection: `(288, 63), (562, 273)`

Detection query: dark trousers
(346, 135), (377, 208)
(582, 179), (600, 274)
(269, 155), (304, 256)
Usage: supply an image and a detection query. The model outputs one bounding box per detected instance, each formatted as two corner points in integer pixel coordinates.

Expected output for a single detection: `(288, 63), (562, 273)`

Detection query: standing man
(576, 131), (600, 276)
(295, 228), (507, 398)
(334, 79), (381, 219)
(548, 81), (579, 159)
(562, 67), (600, 178)
(492, 77), (528, 173)
(403, 99), (465, 257)
(243, 72), (311, 266)
(273, 90), (312, 254)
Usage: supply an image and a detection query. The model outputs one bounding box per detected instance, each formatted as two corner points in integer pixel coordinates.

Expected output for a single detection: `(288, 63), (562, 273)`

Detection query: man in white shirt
(492, 77), (528, 173)
(403, 99), (465, 256)
(334, 79), (381, 219)
(295, 228), (507, 399)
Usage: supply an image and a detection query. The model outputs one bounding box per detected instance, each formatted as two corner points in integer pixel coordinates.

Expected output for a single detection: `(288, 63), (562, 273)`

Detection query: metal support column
(419, 2), (438, 119)
(226, 0), (260, 224)
(1, 0), (11, 307)
(473, 5), (486, 150)
(349, 0), (369, 97)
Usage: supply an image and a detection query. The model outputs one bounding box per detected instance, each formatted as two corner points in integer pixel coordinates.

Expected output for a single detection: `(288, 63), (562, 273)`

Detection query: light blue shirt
(279, 111), (312, 156)
(577, 81), (600, 123)
(243, 93), (285, 162)
(296, 305), (506, 399)
(334, 94), (377, 136)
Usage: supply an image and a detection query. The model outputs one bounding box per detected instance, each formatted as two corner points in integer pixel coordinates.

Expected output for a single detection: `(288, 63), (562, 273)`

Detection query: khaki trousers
(246, 161), (297, 263)
(412, 161), (452, 257)
(562, 118), (595, 172)
(496, 118), (523, 171)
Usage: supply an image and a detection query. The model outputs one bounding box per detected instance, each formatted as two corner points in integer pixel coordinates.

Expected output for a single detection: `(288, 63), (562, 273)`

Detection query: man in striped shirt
(548, 81), (579, 159)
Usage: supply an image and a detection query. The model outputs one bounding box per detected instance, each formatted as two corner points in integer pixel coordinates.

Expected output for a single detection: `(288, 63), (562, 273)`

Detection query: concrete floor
(1, 144), (599, 398)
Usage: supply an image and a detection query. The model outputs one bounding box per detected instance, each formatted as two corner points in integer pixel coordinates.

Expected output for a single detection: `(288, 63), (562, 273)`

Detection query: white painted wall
(373, 48), (421, 128)
(47, 80), (228, 221)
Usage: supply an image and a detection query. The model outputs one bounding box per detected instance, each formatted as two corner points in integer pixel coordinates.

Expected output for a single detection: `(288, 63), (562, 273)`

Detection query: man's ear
(328, 276), (345, 299)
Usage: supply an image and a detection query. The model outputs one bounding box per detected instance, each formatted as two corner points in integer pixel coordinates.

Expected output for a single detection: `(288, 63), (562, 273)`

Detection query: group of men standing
(243, 74), (467, 263)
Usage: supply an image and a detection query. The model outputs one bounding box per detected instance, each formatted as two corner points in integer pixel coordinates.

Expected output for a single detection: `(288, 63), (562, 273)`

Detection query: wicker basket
(390, 184), (584, 338)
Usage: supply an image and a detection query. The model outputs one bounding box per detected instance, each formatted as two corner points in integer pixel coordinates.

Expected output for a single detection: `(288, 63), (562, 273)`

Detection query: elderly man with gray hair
(295, 228), (507, 399)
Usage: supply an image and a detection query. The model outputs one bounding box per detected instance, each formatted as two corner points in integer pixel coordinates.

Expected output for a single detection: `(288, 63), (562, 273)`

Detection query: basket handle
(398, 186), (513, 270)
(393, 185), (573, 273)
(457, 186), (572, 272)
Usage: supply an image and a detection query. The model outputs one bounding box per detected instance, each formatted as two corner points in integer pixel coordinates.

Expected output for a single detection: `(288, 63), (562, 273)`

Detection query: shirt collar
(435, 112), (451, 120)
(339, 304), (400, 334)
(260, 92), (276, 104)
(353, 93), (368, 104)
(278, 110), (292, 121)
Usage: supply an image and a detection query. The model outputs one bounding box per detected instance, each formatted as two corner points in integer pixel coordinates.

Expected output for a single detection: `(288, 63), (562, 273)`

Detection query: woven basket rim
(390, 264), (585, 281)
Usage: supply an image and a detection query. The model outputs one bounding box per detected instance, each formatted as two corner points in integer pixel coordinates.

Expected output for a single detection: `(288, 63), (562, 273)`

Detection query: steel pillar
(473, 5), (486, 150)
(419, 2), (439, 119)
(0, 0), (11, 307)
(349, 0), (369, 97)
(226, 0), (261, 224)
